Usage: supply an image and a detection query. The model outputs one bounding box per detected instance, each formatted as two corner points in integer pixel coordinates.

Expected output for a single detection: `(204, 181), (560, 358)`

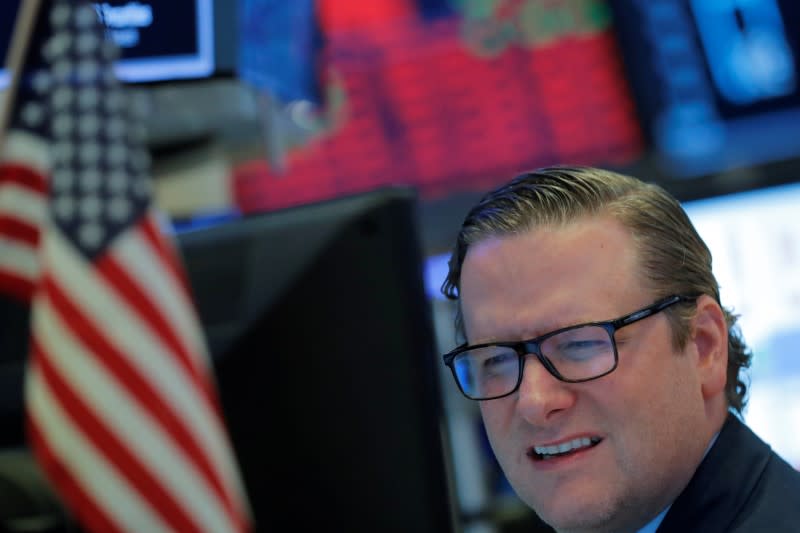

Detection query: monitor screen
(1, 0), (216, 86)
(609, 0), (800, 177)
(683, 180), (800, 469)
(176, 187), (457, 532)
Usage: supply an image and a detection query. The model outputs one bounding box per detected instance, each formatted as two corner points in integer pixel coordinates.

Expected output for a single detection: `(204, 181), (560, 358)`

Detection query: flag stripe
(0, 131), (51, 176)
(142, 214), (196, 309)
(100, 227), (215, 401)
(0, 270), (35, 301)
(110, 219), (250, 515)
(0, 214), (40, 245)
(27, 354), (173, 533)
(32, 327), (208, 533)
(0, 237), (40, 291)
(27, 404), (129, 533)
(42, 232), (246, 531)
(36, 283), (243, 532)
(0, 157), (46, 302)
(140, 215), (210, 364)
(44, 227), (230, 471)
(41, 276), (241, 533)
(0, 162), (48, 194)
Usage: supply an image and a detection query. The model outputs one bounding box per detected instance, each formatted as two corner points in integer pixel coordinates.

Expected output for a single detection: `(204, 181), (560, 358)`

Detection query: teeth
(534, 437), (598, 457)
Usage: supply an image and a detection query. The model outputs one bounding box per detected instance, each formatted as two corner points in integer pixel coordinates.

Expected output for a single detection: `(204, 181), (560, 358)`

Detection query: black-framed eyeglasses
(443, 294), (697, 401)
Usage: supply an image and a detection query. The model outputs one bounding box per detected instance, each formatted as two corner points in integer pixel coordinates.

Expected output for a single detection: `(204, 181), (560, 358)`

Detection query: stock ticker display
(233, 0), (645, 213)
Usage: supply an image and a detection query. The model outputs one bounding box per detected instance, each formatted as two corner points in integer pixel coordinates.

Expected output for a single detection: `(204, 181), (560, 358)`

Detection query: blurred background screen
(0, 0), (217, 85)
(231, 0), (646, 211)
(683, 180), (800, 470)
(609, 0), (800, 178)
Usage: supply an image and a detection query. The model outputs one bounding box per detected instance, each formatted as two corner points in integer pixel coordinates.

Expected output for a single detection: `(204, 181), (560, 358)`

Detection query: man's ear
(690, 295), (728, 400)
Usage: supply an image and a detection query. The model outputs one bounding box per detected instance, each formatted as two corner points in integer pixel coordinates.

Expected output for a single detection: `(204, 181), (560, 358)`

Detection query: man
(440, 166), (800, 532)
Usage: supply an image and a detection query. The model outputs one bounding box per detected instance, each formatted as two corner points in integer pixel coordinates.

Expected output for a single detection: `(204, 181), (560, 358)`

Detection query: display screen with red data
(233, 0), (645, 213)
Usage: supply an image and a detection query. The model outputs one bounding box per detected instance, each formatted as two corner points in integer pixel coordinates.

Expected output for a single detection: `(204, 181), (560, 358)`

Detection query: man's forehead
(462, 217), (637, 279)
(459, 217), (645, 339)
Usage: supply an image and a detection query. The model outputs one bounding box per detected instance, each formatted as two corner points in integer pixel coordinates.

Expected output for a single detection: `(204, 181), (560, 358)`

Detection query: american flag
(1, 1), (253, 532)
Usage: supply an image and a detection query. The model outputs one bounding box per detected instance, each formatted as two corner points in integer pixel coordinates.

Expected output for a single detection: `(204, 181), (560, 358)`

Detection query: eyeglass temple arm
(613, 295), (695, 328)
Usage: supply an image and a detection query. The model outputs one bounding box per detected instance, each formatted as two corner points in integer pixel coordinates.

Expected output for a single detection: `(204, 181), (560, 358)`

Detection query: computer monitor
(1, 0), (220, 87)
(682, 180), (800, 470)
(609, 0), (800, 177)
(176, 187), (458, 532)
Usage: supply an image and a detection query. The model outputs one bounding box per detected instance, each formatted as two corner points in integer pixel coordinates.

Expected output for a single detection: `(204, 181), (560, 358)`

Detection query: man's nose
(515, 356), (577, 425)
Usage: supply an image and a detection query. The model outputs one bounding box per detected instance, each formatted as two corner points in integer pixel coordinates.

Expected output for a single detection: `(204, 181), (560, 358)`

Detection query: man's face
(459, 217), (716, 533)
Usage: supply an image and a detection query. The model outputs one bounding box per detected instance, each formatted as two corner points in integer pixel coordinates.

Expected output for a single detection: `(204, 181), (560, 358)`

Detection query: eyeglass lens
(452, 325), (616, 399)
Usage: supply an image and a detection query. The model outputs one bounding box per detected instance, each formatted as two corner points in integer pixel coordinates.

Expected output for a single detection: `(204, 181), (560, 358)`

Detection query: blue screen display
(610, 0), (800, 177)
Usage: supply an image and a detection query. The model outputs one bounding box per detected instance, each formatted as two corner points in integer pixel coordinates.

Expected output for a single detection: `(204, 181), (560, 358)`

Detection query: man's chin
(528, 499), (619, 533)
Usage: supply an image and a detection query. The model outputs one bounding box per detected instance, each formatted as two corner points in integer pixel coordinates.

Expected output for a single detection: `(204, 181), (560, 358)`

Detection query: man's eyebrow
(520, 313), (615, 339)
(507, 320), (580, 342)
(466, 310), (605, 345)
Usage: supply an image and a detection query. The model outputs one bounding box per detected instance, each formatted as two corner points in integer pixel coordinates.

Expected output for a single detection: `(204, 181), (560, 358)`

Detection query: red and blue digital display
(233, 0), (644, 213)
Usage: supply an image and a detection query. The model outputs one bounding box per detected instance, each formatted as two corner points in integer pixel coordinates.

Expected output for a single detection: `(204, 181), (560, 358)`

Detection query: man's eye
(564, 340), (604, 350)
(484, 352), (516, 368)
(558, 339), (611, 359)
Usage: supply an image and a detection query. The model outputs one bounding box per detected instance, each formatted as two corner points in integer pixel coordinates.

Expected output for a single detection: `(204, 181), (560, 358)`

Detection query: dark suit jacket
(657, 414), (800, 532)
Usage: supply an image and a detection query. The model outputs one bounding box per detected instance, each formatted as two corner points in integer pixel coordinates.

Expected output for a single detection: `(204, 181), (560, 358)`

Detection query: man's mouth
(528, 436), (602, 461)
